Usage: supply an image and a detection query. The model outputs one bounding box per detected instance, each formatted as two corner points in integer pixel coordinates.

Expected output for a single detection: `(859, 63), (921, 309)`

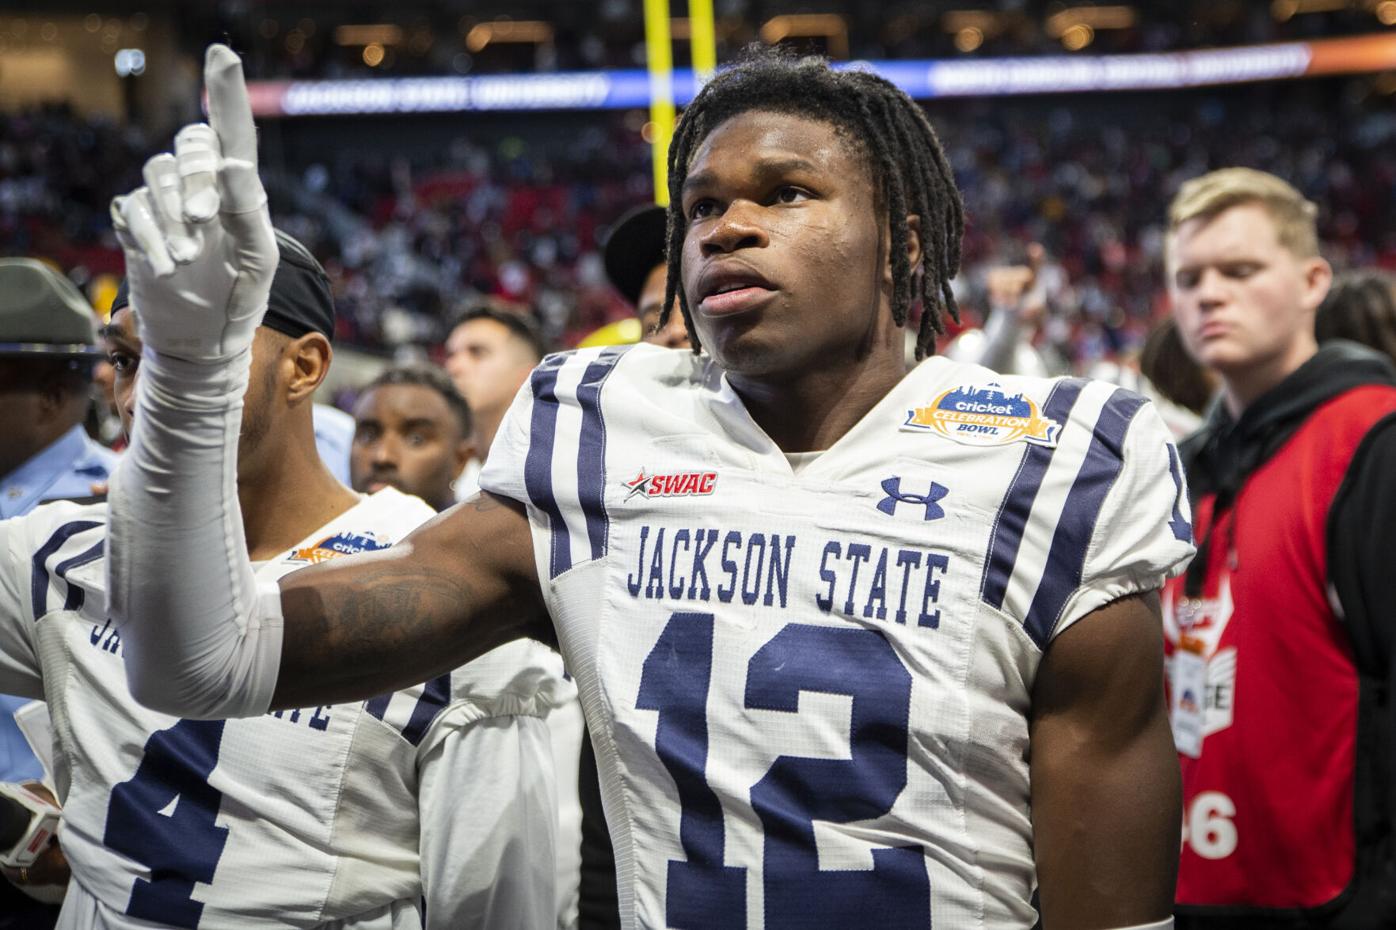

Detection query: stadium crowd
(5, 80), (1396, 371)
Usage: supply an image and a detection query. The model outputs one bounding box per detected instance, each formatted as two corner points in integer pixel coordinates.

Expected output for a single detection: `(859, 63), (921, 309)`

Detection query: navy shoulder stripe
(979, 379), (1086, 611)
(524, 346), (630, 579)
(363, 672), (453, 746)
(574, 346), (628, 563)
(400, 674), (451, 746)
(1023, 388), (1149, 647)
(525, 354), (570, 578)
(31, 520), (103, 619)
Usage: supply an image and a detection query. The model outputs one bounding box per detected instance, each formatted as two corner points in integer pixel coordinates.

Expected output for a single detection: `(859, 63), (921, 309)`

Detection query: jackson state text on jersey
(479, 345), (1194, 930)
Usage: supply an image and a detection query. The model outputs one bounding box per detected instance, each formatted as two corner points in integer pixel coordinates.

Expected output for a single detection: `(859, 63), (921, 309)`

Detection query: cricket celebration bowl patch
(288, 531), (392, 564)
(902, 384), (1061, 448)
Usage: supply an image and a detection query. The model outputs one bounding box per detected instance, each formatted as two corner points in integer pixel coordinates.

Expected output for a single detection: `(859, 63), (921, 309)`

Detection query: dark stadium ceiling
(0, 1), (1388, 65)
(0, 2), (1249, 23)
(0, 1), (1367, 27)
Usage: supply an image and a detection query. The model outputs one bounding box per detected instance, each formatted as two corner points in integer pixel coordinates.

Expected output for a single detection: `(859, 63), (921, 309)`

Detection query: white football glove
(110, 44), (277, 362)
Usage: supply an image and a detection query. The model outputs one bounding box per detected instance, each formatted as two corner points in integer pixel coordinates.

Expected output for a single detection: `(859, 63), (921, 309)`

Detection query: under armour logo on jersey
(877, 477), (948, 521)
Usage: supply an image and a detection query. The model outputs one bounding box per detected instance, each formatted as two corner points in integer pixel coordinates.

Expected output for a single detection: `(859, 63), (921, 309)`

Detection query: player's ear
(285, 332), (332, 406)
(885, 215), (923, 288)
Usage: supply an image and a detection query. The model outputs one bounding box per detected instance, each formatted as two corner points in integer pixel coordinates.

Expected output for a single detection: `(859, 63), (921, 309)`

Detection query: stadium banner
(241, 33), (1396, 117)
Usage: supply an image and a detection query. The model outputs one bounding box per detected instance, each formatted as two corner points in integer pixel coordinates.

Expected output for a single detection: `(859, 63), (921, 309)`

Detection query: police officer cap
(0, 258), (101, 357)
(110, 230), (335, 343)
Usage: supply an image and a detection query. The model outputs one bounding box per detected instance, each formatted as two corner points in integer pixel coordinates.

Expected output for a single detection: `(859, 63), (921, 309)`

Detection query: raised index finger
(204, 44), (257, 167)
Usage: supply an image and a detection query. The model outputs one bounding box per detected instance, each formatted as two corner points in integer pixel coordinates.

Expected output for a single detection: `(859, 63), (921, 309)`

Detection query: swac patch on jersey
(622, 469), (718, 502)
(902, 383), (1061, 448)
(287, 530), (391, 564)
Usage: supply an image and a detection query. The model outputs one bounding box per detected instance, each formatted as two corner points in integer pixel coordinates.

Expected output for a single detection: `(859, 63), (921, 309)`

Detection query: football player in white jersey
(107, 46), (1193, 929)
(0, 231), (568, 928)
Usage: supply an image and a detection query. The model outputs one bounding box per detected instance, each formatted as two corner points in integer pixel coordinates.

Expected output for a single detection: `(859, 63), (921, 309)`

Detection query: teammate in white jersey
(108, 46), (1193, 929)
(0, 233), (567, 928)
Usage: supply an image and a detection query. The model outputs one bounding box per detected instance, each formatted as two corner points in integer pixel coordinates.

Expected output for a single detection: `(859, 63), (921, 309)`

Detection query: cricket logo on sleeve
(622, 468), (718, 502)
(902, 384), (1061, 448)
(288, 531), (392, 564)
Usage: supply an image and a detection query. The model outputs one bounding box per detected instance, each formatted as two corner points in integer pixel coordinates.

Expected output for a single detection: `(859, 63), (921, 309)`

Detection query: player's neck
(731, 357), (909, 453)
(239, 431), (360, 561)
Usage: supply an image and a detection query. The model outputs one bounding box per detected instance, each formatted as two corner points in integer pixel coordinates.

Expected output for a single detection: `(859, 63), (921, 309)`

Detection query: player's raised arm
(106, 45), (543, 718)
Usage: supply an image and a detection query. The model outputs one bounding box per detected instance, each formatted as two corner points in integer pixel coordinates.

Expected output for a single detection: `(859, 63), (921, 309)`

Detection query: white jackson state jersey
(0, 487), (572, 930)
(479, 344), (1195, 930)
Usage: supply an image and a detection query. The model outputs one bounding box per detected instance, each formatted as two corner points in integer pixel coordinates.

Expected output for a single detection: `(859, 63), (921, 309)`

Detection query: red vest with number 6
(1163, 385), (1396, 914)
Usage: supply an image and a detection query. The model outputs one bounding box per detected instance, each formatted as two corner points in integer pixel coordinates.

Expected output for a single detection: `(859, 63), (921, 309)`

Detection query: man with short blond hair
(1167, 166), (1320, 259)
(1163, 166), (1396, 927)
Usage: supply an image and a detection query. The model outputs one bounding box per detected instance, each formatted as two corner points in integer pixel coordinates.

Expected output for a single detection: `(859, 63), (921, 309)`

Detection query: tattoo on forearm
(281, 561), (481, 699)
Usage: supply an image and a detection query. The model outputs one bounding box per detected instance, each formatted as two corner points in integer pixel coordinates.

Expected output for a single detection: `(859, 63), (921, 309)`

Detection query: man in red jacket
(1164, 167), (1396, 928)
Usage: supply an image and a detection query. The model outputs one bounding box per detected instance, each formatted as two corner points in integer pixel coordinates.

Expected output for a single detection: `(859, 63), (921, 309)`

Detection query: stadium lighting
(1273, 0), (1350, 20)
(334, 25), (403, 47)
(943, 10), (1012, 51)
(1379, 0), (1396, 25)
(759, 14), (849, 59)
(113, 48), (145, 77)
(955, 27), (985, 53)
(1061, 24), (1096, 51)
(464, 21), (554, 53)
(362, 43), (386, 67)
(1046, 6), (1136, 37)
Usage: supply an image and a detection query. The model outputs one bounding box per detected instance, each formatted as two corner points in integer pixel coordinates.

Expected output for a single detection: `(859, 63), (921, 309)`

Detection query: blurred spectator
(1138, 317), (1215, 418)
(350, 365), (474, 512)
(1161, 168), (1396, 928)
(943, 242), (1066, 375)
(443, 306), (546, 497)
(1316, 269), (1396, 365)
(603, 204), (689, 349)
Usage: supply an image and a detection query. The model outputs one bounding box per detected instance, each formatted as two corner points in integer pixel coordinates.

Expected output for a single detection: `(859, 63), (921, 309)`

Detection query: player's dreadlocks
(660, 46), (964, 359)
